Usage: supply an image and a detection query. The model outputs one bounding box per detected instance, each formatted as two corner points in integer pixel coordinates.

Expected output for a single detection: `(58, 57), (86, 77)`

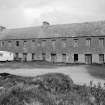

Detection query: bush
(0, 73), (105, 105)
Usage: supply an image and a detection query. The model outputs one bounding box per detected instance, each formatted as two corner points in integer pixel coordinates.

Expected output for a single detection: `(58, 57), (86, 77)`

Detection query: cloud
(0, 0), (105, 28)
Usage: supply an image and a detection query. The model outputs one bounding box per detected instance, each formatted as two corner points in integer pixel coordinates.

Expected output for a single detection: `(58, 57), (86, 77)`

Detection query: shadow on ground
(86, 64), (105, 80)
(0, 61), (58, 69)
(0, 61), (85, 69)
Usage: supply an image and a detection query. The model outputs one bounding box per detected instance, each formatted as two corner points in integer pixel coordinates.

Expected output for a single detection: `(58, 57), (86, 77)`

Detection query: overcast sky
(0, 0), (105, 28)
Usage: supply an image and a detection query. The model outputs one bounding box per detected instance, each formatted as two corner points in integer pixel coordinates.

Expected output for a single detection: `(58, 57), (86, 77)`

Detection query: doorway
(85, 54), (92, 64)
(23, 53), (27, 62)
(51, 53), (56, 63)
(32, 53), (35, 61)
(74, 54), (78, 63)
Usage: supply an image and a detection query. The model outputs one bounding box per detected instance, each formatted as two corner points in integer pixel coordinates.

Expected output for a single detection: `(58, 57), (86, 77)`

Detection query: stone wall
(0, 36), (105, 64)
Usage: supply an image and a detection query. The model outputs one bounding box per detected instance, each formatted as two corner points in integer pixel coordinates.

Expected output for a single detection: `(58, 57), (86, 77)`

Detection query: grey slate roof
(0, 21), (105, 40)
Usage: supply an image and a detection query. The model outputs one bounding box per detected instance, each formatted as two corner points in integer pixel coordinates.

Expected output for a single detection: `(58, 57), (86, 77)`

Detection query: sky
(0, 0), (105, 28)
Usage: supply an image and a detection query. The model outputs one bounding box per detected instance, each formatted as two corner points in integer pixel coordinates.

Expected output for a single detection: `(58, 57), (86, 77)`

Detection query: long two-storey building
(0, 21), (105, 64)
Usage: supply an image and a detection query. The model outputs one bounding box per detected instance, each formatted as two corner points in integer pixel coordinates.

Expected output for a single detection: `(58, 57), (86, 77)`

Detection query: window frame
(99, 38), (104, 47)
(41, 40), (46, 47)
(1, 41), (5, 47)
(74, 39), (78, 47)
(86, 38), (91, 47)
(99, 54), (104, 63)
(8, 40), (12, 47)
(23, 40), (27, 47)
(52, 39), (56, 49)
(62, 39), (66, 48)
(16, 41), (20, 47)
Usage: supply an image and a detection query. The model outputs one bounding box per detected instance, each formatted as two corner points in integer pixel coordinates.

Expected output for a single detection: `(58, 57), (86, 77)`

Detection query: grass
(0, 73), (74, 105)
(0, 73), (105, 105)
(86, 64), (105, 79)
(0, 61), (105, 80)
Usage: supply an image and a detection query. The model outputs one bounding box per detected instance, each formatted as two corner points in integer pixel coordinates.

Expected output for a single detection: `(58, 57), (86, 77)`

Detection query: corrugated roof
(0, 21), (105, 40)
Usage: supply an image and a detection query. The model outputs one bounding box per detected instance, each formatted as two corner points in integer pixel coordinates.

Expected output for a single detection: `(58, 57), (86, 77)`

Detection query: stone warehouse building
(0, 21), (105, 64)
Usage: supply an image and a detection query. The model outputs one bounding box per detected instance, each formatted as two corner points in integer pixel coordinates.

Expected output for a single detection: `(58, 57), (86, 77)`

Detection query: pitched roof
(0, 21), (105, 40)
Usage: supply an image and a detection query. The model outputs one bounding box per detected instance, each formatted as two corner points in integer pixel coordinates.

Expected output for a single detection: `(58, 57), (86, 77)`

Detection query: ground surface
(0, 62), (105, 86)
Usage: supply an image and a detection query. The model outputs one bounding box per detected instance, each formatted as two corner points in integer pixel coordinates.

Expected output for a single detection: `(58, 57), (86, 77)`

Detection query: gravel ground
(0, 65), (104, 86)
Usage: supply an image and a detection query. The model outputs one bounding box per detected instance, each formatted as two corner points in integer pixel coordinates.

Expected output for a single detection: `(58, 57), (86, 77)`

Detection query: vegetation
(0, 72), (105, 105)
(86, 64), (105, 79)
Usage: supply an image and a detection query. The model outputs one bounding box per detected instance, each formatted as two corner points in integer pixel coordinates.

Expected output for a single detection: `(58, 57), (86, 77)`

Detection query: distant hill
(0, 20), (105, 40)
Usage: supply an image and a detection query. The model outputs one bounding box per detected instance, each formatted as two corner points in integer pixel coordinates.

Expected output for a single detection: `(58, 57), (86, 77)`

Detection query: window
(86, 38), (91, 47)
(42, 53), (46, 60)
(62, 39), (66, 48)
(14, 53), (19, 60)
(74, 39), (78, 47)
(32, 40), (35, 47)
(8, 41), (12, 47)
(32, 53), (35, 60)
(52, 40), (56, 48)
(23, 53), (27, 62)
(74, 54), (78, 62)
(1, 41), (4, 47)
(16, 41), (19, 46)
(37, 42), (41, 47)
(41, 40), (46, 47)
(99, 54), (104, 63)
(99, 38), (104, 47)
(32, 40), (35, 42)
(51, 53), (56, 63)
(62, 53), (66, 62)
(23, 40), (27, 47)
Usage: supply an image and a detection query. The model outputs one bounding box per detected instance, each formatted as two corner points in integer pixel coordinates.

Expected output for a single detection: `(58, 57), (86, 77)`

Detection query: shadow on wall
(86, 64), (105, 79)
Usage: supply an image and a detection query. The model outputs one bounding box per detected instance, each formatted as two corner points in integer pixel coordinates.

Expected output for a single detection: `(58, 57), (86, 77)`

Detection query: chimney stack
(0, 26), (6, 32)
(42, 21), (50, 29)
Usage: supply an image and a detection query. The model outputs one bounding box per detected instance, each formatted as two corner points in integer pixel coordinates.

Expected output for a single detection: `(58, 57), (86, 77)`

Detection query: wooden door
(85, 54), (92, 64)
